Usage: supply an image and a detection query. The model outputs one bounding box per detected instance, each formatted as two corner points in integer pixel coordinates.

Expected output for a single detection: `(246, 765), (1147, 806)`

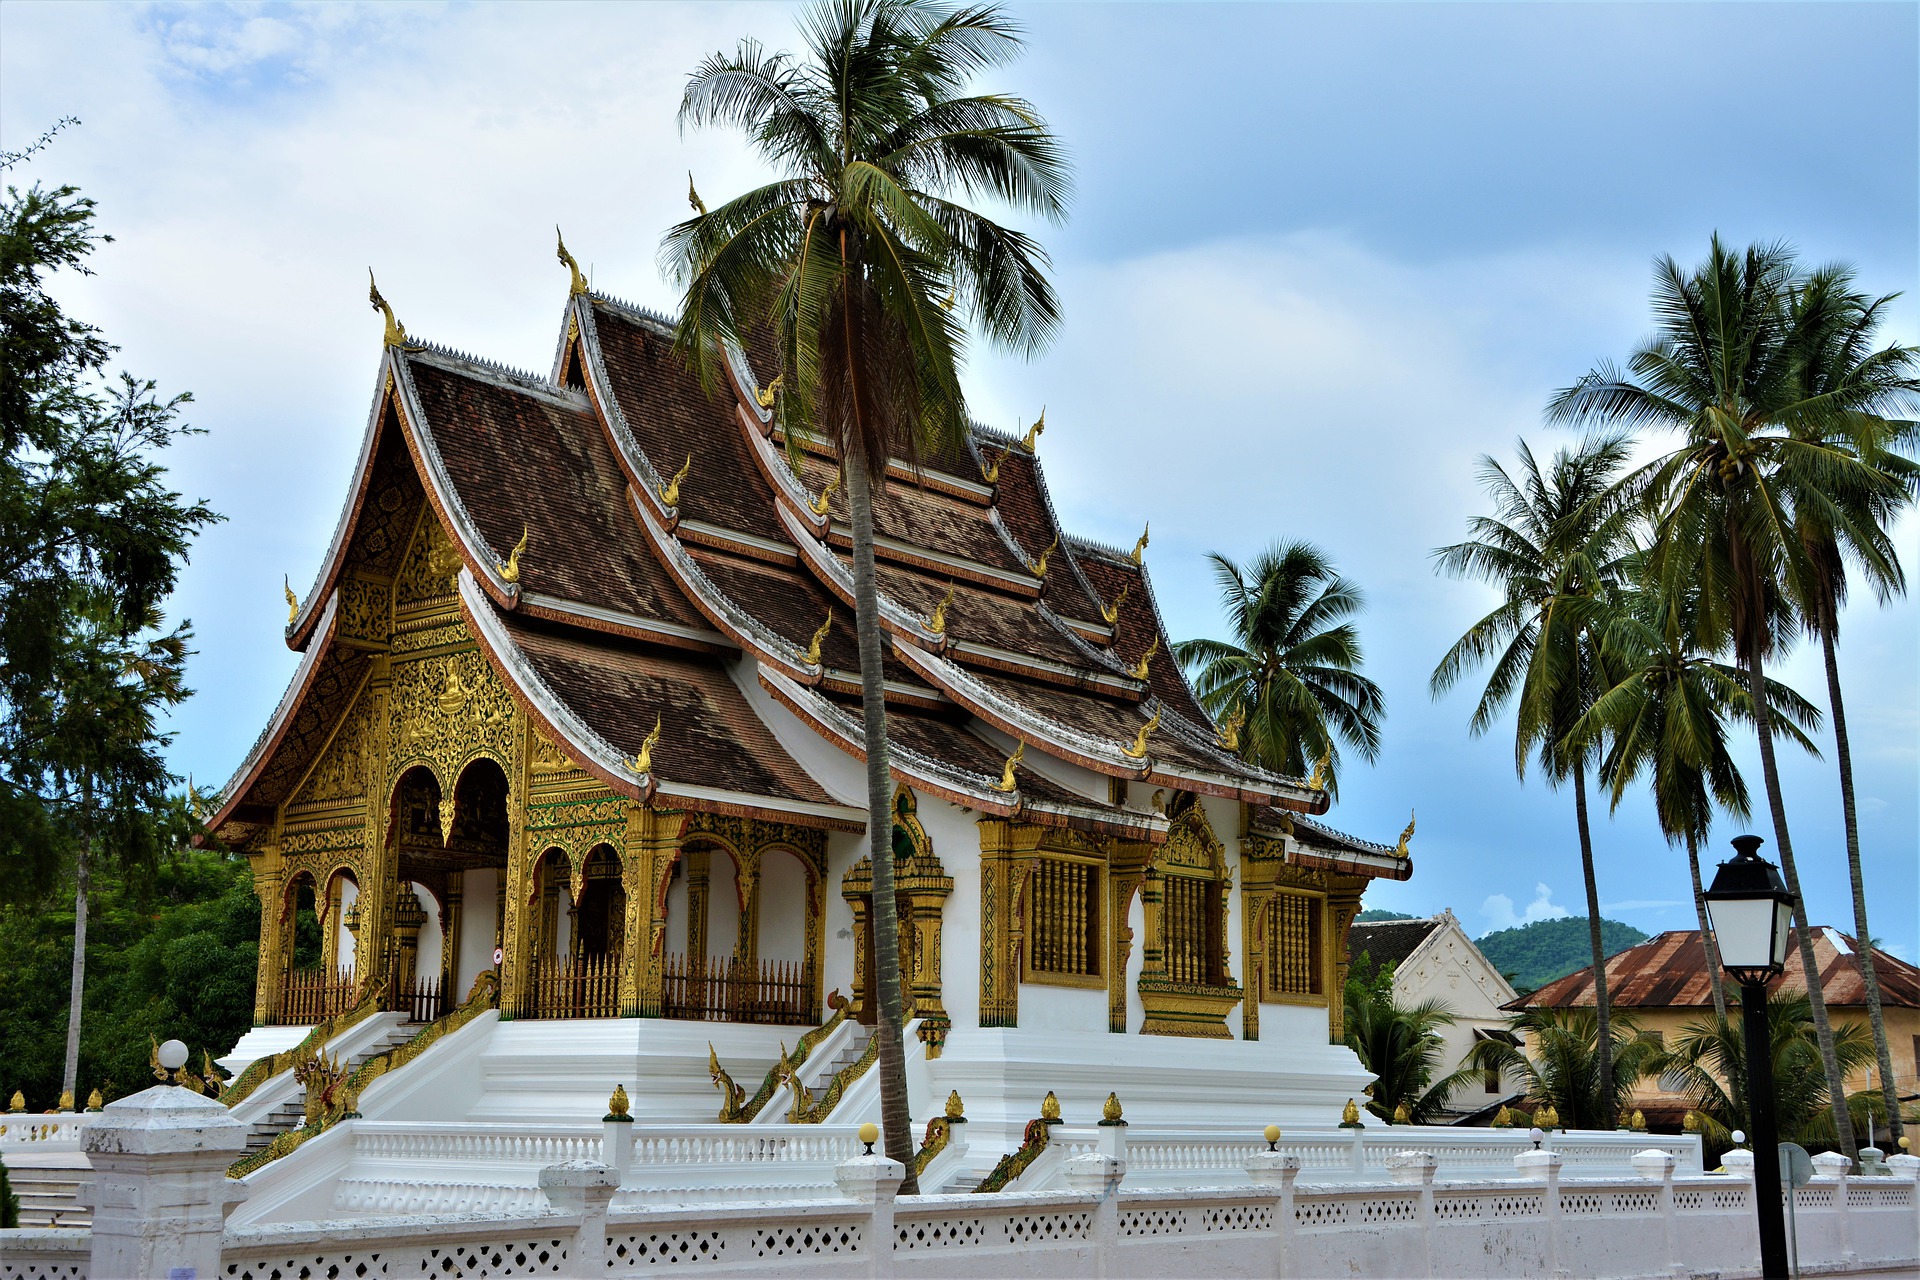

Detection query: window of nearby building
(1646, 1030), (1664, 1050)
(1264, 891), (1324, 999)
(1485, 1068), (1501, 1094)
(1024, 852), (1101, 986)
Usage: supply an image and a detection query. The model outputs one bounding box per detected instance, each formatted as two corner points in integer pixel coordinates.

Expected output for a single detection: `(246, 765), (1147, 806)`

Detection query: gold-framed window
(1263, 890), (1324, 1002)
(1024, 851), (1103, 987)
(1162, 869), (1226, 988)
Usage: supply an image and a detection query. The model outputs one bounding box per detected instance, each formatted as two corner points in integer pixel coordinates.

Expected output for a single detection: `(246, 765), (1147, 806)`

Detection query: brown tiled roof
(1348, 918), (1441, 972)
(1514, 928), (1920, 1012)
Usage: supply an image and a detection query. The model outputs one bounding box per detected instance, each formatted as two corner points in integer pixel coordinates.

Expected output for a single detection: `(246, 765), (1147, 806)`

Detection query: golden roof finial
(497, 526), (529, 584)
(1029, 533), (1059, 578)
(945, 1089), (965, 1119)
(1341, 1098), (1361, 1126)
(607, 1084), (631, 1119)
(803, 607), (833, 666)
(1099, 582), (1129, 625)
(1307, 753), (1330, 791)
(927, 582), (956, 636)
(1128, 633), (1159, 681)
(1395, 809), (1416, 857)
(1129, 522), (1149, 566)
(368, 270), (406, 347)
(556, 227), (589, 297)
(1040, 1090), (1061, 1122)
(284, 576), (299, 623)
(991, 740), (1025, 793)
(688, 172), (707, 216)
(756, 373), (784, 409)
(980, 445), (1009, 484)
(1121, 708), (1161, 760)
(808, 469), (841, 516)
(660, 453), (692, 508)
(1020, 408), (1045, 452)
(1102, 1092), (1123, 1123)
(630, 714), (662, 775)
(1218, 705), (1245, 753)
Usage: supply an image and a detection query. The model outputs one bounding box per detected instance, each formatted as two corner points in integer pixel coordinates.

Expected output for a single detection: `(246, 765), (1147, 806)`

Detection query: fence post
(835, 1148), (904, 1279)
(1812, 1150), (1853, 1267)
(1515, 1150), (1564, 1279)
(1388, 1152), (1438, 1278)
(1631, 1149), (1677, 1271)
(539, 1160), (620, 1273)
(78, 1083), (250, 1280)
(1064, 1153), (1126, 1276)
(1246, 1152), (1300, 1277)
(1887, 1152), (1920, 1183)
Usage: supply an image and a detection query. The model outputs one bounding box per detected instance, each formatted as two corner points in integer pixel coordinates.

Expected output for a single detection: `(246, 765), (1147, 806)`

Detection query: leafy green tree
(1173, 541), (1384, 797)
(1342, 957), (1479, 1123)
(2, 145), (220, 1106)
(1466, 1007), (1663, 1131)
(1474, 917), (1648, 995)
(1548, 237), (1908, 1158)
(1431, 436), (1638, 1126)
(662, 0), (1068, 1186)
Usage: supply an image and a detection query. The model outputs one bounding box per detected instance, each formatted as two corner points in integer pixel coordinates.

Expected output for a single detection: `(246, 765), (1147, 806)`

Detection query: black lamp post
(1703, 834), (1795, 1280)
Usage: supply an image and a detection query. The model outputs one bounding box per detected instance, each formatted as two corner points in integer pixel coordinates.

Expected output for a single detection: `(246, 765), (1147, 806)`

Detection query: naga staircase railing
(222, 979), (386, 1111)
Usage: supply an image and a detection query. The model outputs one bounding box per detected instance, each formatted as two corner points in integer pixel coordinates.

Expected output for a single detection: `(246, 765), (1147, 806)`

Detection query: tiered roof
(209, 282), (1408, 874)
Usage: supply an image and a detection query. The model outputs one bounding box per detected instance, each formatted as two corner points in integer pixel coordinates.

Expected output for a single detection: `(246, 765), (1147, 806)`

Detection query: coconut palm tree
(1174, 542), (1384, 797)
(1465, 1006), (1664, 1131)
(1431, 435), (1638, 1126)
(1547, 237), (1908, 1159)
(1575, 558), (1823, 1027)
(1780, 268), (1920, 1144)
(663, 0), (1069, 1186)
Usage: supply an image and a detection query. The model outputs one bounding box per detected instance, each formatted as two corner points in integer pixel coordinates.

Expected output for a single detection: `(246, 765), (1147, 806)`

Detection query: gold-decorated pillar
(1107, 842), (1152, 1034)
(976, 820), (1043, 1029)
(629, 805), (686, 1018)
(1327, 876), (1365, 1044)
(439, 879), (463, 1005)
(251, 859), (287, 1025)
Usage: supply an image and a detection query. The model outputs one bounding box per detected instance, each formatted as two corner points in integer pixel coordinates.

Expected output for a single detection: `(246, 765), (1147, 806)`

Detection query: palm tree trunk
(61, 782), (93, 1108)
(1818, 614), (1901, 1145)
(844, 450), (918, 1192)
(1686, 838), (1730, 1027)
(1744, 645), (1858, 1160)
(1572, 764), (1616, 1129)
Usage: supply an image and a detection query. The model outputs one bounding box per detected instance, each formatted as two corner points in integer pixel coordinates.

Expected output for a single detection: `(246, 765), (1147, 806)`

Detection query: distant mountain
(1476, 917), (1649, 994)
(1356, 909), (1416, 922)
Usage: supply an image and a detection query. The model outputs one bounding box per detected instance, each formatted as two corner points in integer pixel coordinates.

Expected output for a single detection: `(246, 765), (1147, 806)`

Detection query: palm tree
(1466, 1007), (1664, 1131)
(1548, 236), (1908, 1159)
(1343, 979), (1481, 1124)
(1174, 542), (1384, 797)
(1431, 436), (1638, 1127)
(1576, 558), (1823, 1027)
(1780, 268), (1920, 1145)
(663, 0), (1069, 1187)
(1653, 991), (1880, 1153)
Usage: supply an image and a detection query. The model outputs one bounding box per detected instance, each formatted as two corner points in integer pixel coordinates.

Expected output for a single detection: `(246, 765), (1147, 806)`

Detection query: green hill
(1476, 917), (1649, 994)
(1355, 908), (1416, 922)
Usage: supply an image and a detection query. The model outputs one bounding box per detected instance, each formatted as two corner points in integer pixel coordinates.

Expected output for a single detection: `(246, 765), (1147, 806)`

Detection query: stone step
(6, 1167), (93, 1228)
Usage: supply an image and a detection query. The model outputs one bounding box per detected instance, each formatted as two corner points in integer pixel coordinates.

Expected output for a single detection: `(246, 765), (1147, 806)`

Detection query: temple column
(499, 836), (535, 1020)
(440, 880), (463, 1008)
(684, 849), (710, 964)
(251, 860), (286, 1025)
(628, 805), (686, 1018)
(734, 850), (761, 968)
(1107, 842), (1152, 1035)
(1326, 877), (1364, 1044)
(976, 820), (1043, 1029)
(319, 877), (343, 978)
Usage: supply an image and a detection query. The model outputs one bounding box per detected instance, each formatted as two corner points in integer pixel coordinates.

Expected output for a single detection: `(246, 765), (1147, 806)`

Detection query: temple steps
(242, 1023), (422, 1154)
(6, 1164), (92, 1229)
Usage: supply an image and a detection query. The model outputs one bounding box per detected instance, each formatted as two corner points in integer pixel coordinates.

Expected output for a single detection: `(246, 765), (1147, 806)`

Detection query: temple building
(205, 254), (1415, 1207)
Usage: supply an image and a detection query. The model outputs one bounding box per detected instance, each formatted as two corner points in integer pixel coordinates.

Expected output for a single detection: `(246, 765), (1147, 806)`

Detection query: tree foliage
(1342, 952), (1479, 1124)
(1466, 1006), (1664, 1131)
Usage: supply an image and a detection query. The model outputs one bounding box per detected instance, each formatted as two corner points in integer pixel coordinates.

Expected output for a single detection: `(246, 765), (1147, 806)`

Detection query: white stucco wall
(453, 867), (497, 997)
(758, 847), (810, 966)
(1390, 912), (1523, 1110)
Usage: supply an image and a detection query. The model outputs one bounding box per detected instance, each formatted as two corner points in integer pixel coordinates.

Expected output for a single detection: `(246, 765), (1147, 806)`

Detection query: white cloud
(1480, 884), (1573, 933)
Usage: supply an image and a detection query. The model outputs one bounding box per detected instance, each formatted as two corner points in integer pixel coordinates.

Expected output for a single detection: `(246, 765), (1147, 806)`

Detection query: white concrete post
(539, 1160), (620, 1273)
(601, 1118), (633, 1177)
(1096, 1119), (1127, 1162)
(1812, 1150), (1853, 1266)
(1722, 1148), (1755, 1179)
(1631, 1150), (1678, 1271)
(79, 1084), (249, 1280)
(1515, 1150), (1564, 1279)
(835, 1152), (904, 1280)
(1887, 1153), (1920, 1183)
(1063, 1153), (1126, 1276)
(1246, 1152), (1300, 1278)
(1387, 1152), (1438, 1278)
(1349, 1127), (1367, 1176)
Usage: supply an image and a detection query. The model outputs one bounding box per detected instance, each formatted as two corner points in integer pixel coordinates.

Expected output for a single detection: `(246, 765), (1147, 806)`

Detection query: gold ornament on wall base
(1340, 1098), (1364, 1129)
(1136, 975), (1242, 1039)
(606, 1084), (632, 1123)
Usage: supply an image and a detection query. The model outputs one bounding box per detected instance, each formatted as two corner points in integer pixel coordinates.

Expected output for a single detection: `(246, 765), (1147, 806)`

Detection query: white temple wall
(706, 850), (741, 962)
(409, 882), (443, 980)
(1257, 1001), (1331, 1045)
(454, 868), (497, 997)
(822, 830), (861, 1001)
(1203, 796), (1250, 1040)
(758, 848), (809, 965)
(1124, 889), (1146, 1033)
(917, 797), (983, 1031)
(1016, 983), (1106, 1032)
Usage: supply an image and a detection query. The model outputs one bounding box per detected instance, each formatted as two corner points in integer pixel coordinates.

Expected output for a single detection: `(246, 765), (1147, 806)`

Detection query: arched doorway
(523, 845), (622, 1018)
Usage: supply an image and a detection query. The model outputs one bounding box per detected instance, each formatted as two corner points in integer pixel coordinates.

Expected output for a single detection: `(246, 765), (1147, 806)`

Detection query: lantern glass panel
(1706, 895), (1779, 973)
(1770, 899), (1794, 969)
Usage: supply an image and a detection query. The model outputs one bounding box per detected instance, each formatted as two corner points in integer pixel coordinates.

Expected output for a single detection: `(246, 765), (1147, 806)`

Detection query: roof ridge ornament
(368, 270), (406, 347)
(1128, 633), (1159, 681)
(757, 373), (784, 409)
(1019, 407), (1045, 453)
(991, 740), (1024, 793)
(556, 228), (589, 297)
(1028, 533), (1059, 578)
(1217, 705), (1244, 753)
(1307, 753), (1329, 791)
(497, 526), (529, 584)
(803, 607), (833, 666)
(629, 714), (663, 776)
(1395, 809), (1415, 856)
(284, 576), (299, 623)
(688, 172), (707, 216)
(660, 453), (692, 508)
(1130, 522), (1149, 566)
(1121, 708), (1161, 759)
(808, 468), (841, 516)
(926, 582), (956, 636)
(980, 444), (1010, 485)
(1098, 582), (1129, 625)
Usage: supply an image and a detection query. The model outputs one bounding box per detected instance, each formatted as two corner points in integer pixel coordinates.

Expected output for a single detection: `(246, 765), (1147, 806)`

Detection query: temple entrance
(658, 836), (816, 1026)
(387, 760), (509, 1021)
(524, 844), (623, 1019)
(276, 871), (355, 1022)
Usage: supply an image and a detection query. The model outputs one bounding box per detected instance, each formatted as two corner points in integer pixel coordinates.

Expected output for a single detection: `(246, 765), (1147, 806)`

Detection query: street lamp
(1703, 834), (1795, 1280)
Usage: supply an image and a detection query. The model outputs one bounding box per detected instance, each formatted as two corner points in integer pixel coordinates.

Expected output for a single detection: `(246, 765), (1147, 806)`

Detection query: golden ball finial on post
(1392, 1101), (1411, 1125)
(86, 1088), (103, 1112)
(1263, 1124), (1281, 1151)
(1492, 1106), (1514, 1128)
(1101, 1092), (1123, 1124)
(605, 1084), (632, 1122)
(1630, 1109), (1646, 1132)
(858, 1121), (879, 1154)
(8, 1090), (24, 1112)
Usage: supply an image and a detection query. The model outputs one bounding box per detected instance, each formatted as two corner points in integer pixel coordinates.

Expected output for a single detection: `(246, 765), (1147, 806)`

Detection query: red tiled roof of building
(1511, 928), (1920, 1011)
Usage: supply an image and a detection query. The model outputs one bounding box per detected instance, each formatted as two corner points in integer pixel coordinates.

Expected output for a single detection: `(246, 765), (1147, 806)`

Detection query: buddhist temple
(202, 255), (1416, 1213)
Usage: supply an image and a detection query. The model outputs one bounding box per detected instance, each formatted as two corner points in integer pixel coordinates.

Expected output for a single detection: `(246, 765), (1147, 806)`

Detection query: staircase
(241, 1022), (419, 1154)
(817, 1025), (873, 1082)
(6, 1164), (92, 1228)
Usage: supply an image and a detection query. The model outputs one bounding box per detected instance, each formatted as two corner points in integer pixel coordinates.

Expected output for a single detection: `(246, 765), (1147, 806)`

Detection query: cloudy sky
(4, 2), (1914, 956)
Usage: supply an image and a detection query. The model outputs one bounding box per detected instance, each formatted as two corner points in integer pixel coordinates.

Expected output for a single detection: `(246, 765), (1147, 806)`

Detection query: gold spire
(756, 373), (784, 409)
(1040, 1090), (1061, 1122)
(926, 582), (956, 636)
(1099, 582), (1129, 625)
(368, 270), (406, 346)
(1307, 753), (1329, 791)
(497, 526), (528, 584)
(803, 608), (833, 666)
(1341, 1098), (1361, 1126)
(1029, 533), (1058, 578)
(1128, 633), (1159, 681)
(284, 576), (299, 623)
(688, 172), (706, 216)
(1129, 522), (1149, 566)
(991, 741), (1024, 793)
(1102, 1092), (1123, 1123)
(630, 714), (662, 775)
(945, 1089), (965, 1119)
(1630, 1108), (1646, 1131)
(1020, 408), (1046, 452)
(660, 454), (692, 508)
(556, 227), (589, 297)
(607, 1084), (631, 1118)
(1217, 706), (1245, 752)
(1121, 708), (1161, 759)
(980, 445), (1009, 484)
(1395, 809), (1416, 856)
(809, 469), (841, 516)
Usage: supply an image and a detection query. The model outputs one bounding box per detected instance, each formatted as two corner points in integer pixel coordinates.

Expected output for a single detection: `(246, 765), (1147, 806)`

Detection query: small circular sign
(493, 947), (504, 967)
(1779, 1142), (1814, 1190)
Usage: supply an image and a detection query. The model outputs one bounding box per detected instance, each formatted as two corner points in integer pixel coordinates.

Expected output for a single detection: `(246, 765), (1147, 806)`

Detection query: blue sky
(4, 2), (1914, 956)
